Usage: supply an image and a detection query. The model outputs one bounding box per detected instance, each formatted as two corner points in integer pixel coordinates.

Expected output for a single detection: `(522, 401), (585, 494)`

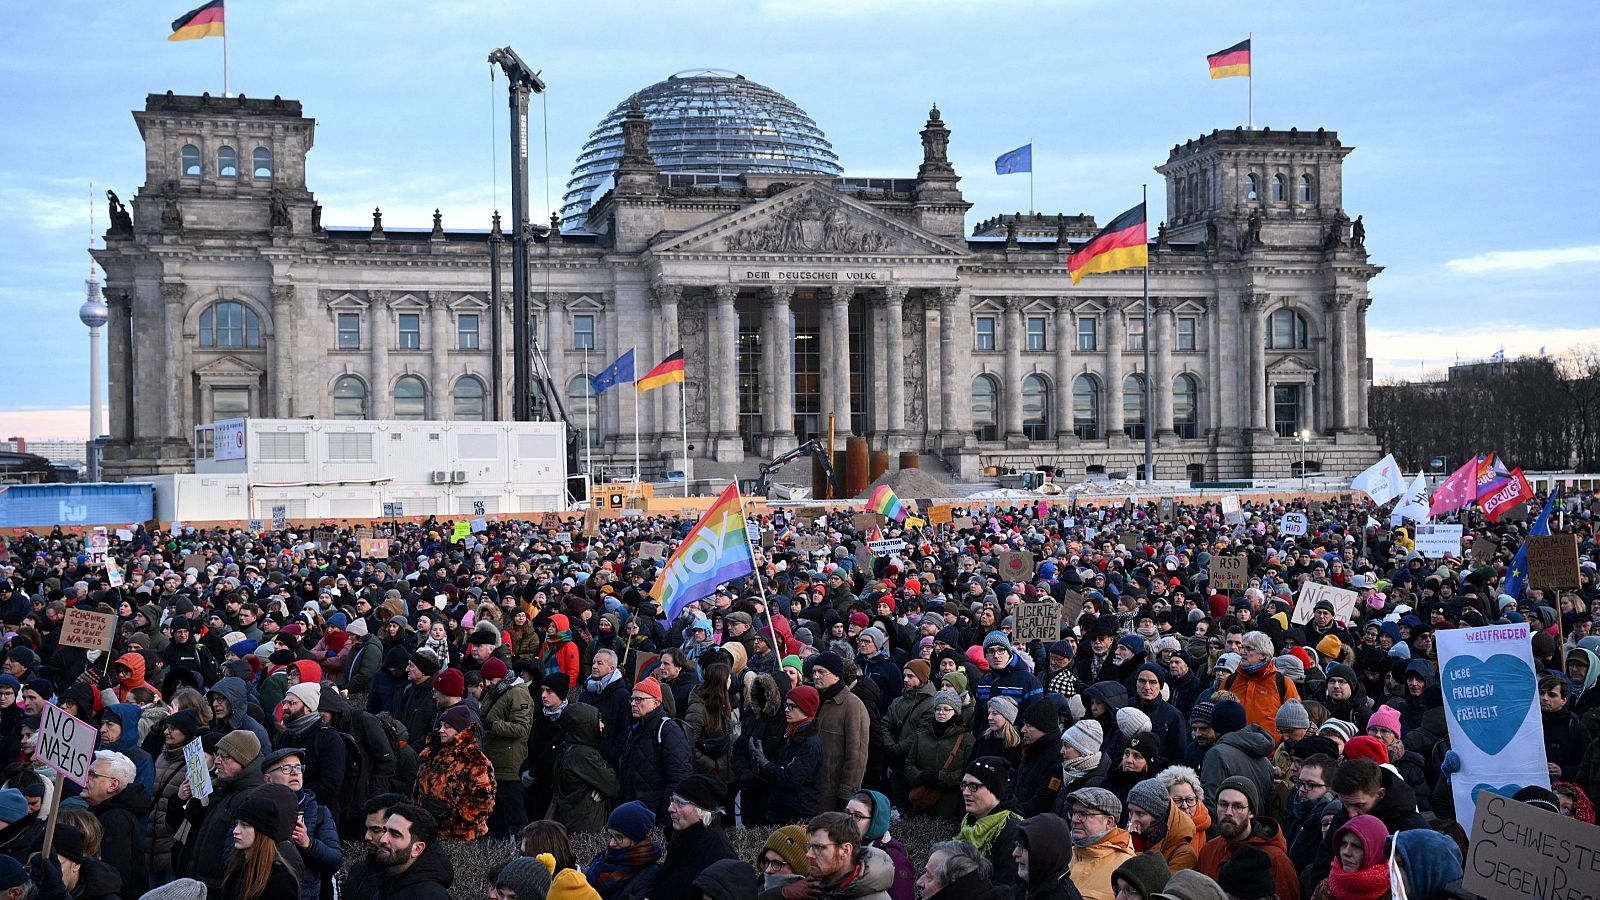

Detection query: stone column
(937, 287), (968, 445)
(711, 285), (742, 459)
(1357, 297), (1371, 429)
(1053, 298), (1075, 446)
(368, 291), (391, 419)
(1002, 295), (1026, 443)
(160, 283), (186, 438)
(428, 291), (451, 418)
(1153, 297), (1175, 437)
(1214, 293), (1240, 442)
(1103, 298), (1126, 439)
(269, 284), (295, 417)
(653, 284), (682, 449)
(545, 295), (567, 393)
(765, 286), (796, 448)
(1244, 292), (1269, 434)
(883, 285), (907, 443)
(826, 285), (855, 437)
(105, 289), (134, 442)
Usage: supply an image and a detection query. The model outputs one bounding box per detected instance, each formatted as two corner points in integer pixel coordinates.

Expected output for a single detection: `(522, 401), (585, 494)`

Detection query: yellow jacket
(1069, 827), (1135, 900)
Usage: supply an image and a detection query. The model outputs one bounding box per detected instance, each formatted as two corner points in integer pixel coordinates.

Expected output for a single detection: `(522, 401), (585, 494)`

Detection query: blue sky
(3, 0), (1598, 439)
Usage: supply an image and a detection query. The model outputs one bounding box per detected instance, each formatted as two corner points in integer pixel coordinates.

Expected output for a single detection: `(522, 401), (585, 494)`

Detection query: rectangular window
(337, 313), (360, 349)
(326, 432), (374, 463)
(1026, 316), (1047, 351)
(1077, 318), (1098, 352)
(1177, 316), (1197, 351)
(212, 387), (250, 421)
(458, 314), (480, 350)
(1274, 384), (1303, 438)
(975, 316), (996, 351)
(1127, 317), (1146, 351)
(573, 314), (595, 350)
(398, 313), (421, 350)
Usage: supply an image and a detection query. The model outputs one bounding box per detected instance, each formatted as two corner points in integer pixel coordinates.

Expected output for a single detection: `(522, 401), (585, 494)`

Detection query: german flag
(1207, 38), (1251, 79)
(1067, 203), (1147, 284)
(170, 1), (225, 42)
(635, 349), (685, 391)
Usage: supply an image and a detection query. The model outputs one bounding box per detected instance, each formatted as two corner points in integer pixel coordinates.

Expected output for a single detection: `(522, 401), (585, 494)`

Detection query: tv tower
(79, 182), (108, 443)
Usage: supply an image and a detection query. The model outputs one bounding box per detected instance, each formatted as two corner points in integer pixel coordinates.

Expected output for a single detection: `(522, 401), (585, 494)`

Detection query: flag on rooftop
(1207, 38), (1251, 78)
(995, 144), (1032, 175)
(170, 1), (225, 41)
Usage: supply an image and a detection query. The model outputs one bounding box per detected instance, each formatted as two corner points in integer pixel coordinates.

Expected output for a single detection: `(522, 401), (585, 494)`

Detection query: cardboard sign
(1526, 533), (1581, 590)
(1291, 581), (1359, 625)
(1439, 624), (1549, 832)
(1463, 790), (1600, 900)
(59, 608), (116, 652)
(1012, 600), (1061, 644)
(795, 535), (828, 553)
(639, 541), (667, 560)
(1158, 498), (1175, 522)
(631, 652), (662, 685)
(997, 551), (1035, 583)
(928, 505), (953, 526)
(1220, 495), (1244, 525)
(1413, 523), (1464, 558)
(1119, 531), (1139, 551)
(583, 507), (602, 537)
(854, 513), (880, 532)
(1279, 513), (1308, 537)
(1208, 554), (1249, 591)
(1470, 536), (1498, 567)
(904, 515), (927, 529)
(271, 505), (288, 529)
(115, 527), (134, 541)
(38, 702), (96, 787)
(360, 538), (390, 559)
(868, 538), (906, 554)
(952, 516), (975, 531)
(183, 737), (213, 800)
(1060, 590), (1086, 631)
(451, 521), (471, 543)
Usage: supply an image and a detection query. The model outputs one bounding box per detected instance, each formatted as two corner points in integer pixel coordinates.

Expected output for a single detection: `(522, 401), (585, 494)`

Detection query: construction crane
(754, 439), (835, 499)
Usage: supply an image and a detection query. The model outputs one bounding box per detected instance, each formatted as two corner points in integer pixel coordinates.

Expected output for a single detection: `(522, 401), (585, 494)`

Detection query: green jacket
(901, 714), (972, 822)
(481, 678), (534, 780)
(886, 681), (935, 757)
(342, 636), (383, 694)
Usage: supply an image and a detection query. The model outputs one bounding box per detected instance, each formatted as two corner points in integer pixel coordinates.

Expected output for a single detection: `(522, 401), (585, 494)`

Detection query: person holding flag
(1503, 488), (1559, 599)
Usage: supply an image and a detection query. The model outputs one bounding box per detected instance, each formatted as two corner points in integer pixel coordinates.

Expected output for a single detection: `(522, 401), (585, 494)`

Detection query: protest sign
(1526, 533), (1580, 590)
(1437, 624), (1549, 830)
(1469, 536), (1498, 567)
(552, 532), (573, 544)
(1012, 601), (1061, 645)
(1291, 581), (1358, 625)
(927, 505), (953, 526)
(854, 513), (880, 532)
(952, 516), (975, 531)
(115, 527), (134, 541)
(473, 500), (486, 516)
(631, 652), (662, 684)
(583, 507), (602, 537)
(868, 538), (906, 554)
(183, 737), (213, 800)
(639, 541), (667, 560)
(105, 558), (124, 588)
(59, 609), (116, 652)
(1158, 498), (1175, 522)
(451, 521), (471, 543)
(359, 537), (389, 559)
(1279, 513), (1308, 536)
(182, 552), (205, 572)
(1220, 495), (1244, 525)
(1463, 789), (1600, 900)
(470, 518), (488, 533)
(1414, 523), (1464, 558)
(904, 515), (927, 529)
(38, 702), (96, 787)
(1208, 554), (1248, 591)
(1119, 531), (1139, 551)
(86, 530), (109, 566)
(1059, 591), (1086, 630)
(997, 551), (1035, 583)
(795, 535), (827, 553)
(271, 505), (288, 530)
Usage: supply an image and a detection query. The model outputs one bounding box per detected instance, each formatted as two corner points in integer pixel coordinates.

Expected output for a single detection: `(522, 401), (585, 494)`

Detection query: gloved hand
(914, 771), (939, 787)
(749, 738), (768, 767)
(520, 769), (536, 789)
(1440, 750), (1462, 775)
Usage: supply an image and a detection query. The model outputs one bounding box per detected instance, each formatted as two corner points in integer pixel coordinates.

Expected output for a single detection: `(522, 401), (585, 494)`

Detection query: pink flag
(1429, 456), (1480, 516)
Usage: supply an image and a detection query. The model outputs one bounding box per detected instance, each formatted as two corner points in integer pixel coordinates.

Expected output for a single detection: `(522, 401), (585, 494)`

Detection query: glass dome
(560, 69), (843, 229)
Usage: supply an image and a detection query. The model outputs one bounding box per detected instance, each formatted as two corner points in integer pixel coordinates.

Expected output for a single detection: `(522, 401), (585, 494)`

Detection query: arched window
(567, 376), (598, 448)
(181, 144), (201, 177)
(1123, 374), (1147, 439)
(393, 376), (427, 420)
(1021, 374), (1050, 441)
(1244, 173), (1259, 201)
(198, 301), (262, 348)
(252, 148), (273, 179)
(1299, 173), (1314, 202)
(1072, 374), (1099, 440)
(332, 376), (367, 420)
(1173, 373), (1200, 439)
(1272, 173), (1287, 201)
(217, 146), (237, 178)
(971, 375), (999, 442)
(1268, 308), (1309, 349)
(452, 376), (487, 420)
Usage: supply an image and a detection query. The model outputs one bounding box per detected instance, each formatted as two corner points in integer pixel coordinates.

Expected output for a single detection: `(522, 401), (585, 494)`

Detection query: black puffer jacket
(174, 756), (265, 890)
(618, 706), (693, 823)
(757, 719), (823, 823)
(378, 842), (455, 900)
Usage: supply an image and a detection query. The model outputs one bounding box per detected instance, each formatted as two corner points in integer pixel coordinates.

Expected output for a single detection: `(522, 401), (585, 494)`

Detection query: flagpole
(584, 347), (592, 480)
(734, 483), (785, 659)
(632, 346), (640, 484)
(1247, 32), (1253, 130)
(680, 379), (690, 498)
(1029, 138), (1035, 215)
(1141, 183), (1153, 486)
(222, 15), (230, 98)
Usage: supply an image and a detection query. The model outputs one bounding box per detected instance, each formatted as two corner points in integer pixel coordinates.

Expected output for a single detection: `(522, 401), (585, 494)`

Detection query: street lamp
(1297, 429), (1311, 492)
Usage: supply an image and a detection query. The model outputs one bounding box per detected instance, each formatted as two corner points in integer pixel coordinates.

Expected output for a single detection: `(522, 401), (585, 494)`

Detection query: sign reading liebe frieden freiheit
(1437, 624), (1549, 831)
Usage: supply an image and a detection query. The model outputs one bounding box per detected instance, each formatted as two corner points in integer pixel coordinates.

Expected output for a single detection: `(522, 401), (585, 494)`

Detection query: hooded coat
(377, 841), (456, 900)
(1068, 825), (1135, 900)
(320, 689), (398, 829)
(1223, 658), (1299, 744)
(481, 675), (535, 780)
(900, 712), (972, 822)
(366, 645), (412, 716)
(415, 721), (496, 840)
(149, 739), (190, 876)
(814, 845), (897, 900)
(653, 820), (738, 900)
(553, 703), (620, 833)
(209, 676), (271, 749)
(1013, 722), (1065, 818)
(1302, 766), (1427, 896)
(1198, 725), (1275, 810)
(619, 705), (694, 824)
(100, 702), (156, 793)
(113, 651), (158, 702)
(1016, 814), (1086, 900)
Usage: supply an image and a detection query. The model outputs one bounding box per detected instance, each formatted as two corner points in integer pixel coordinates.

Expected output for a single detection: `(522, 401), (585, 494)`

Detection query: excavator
(754, 439), (835, 499)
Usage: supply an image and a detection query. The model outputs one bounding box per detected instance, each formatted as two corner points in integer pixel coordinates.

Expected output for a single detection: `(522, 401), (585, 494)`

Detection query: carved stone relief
(723, 193), (893, 254)
(679, 297), (710, 432)
(904, 294), (927, 429)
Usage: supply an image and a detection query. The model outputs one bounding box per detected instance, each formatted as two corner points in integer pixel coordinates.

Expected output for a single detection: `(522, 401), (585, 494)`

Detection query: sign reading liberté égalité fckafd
(1437, 624), (1549, 832)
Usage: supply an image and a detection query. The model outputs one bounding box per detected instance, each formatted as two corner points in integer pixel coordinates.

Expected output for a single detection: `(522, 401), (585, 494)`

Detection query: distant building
(93, 75), (1382, 482)
(4, 438), (89, 468)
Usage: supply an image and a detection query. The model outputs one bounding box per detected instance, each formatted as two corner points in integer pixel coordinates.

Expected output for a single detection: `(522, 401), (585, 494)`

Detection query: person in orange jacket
(112, 651), (160, 703)
(542, 614), (582, 687)
(1220, 632), (1299, 743)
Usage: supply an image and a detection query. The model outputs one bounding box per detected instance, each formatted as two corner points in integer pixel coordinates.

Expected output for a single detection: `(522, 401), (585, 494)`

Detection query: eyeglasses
(782, 702), (802, 711)
(1069, 809), (1109, 820)
(848, 811), (872, 822)
(629, 696), (655, 704)
(215, 751), (234, 763)
(268, 764), (306, 775)
(1171, 796), (1198, 809)
(805, 842), (837, 853)
(605, 830), (631, 843)
(88, 770), (115, 782)
(760, 856), (790, 871)
(959, 781), (985, 792)
(1294, 779), (1326, 791)
(1216, 801), (1251, 814)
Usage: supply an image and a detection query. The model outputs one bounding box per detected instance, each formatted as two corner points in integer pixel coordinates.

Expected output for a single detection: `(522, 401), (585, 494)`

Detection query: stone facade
(93, 92), (1381, 482)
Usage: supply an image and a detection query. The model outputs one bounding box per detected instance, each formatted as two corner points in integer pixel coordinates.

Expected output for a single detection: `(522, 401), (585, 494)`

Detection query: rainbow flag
(868, 484), (909, 522)
(650, 483), (755, 622)
(170, 1), (225, 41)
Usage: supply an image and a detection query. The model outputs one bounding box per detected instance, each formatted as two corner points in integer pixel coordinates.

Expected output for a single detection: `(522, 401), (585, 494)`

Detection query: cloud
(1445, 244), (1600, 275)
(0, 406), (92, 441)
(1368, 322), (1600, 381)
(0, 174), (95, 232)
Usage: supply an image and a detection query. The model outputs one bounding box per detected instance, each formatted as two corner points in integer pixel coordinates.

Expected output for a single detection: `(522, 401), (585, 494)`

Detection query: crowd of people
(0, 488), (1595, 900)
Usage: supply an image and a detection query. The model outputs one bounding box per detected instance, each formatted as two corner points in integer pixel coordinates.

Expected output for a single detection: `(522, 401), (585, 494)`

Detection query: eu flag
(1503, 487), (1557, 599)
(995, 144), (1032, 175)
(590, 349), (635, 394)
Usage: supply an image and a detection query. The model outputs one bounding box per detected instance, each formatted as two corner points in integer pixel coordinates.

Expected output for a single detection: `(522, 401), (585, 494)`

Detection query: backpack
(337, 710), (401, 826)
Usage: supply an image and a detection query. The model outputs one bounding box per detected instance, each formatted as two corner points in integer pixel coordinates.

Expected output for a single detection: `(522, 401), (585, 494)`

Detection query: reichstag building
(93, 70), (1381, 485)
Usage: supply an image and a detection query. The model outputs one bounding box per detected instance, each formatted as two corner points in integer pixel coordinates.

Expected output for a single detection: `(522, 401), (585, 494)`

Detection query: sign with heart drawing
(1436, 623), (1549, 832)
